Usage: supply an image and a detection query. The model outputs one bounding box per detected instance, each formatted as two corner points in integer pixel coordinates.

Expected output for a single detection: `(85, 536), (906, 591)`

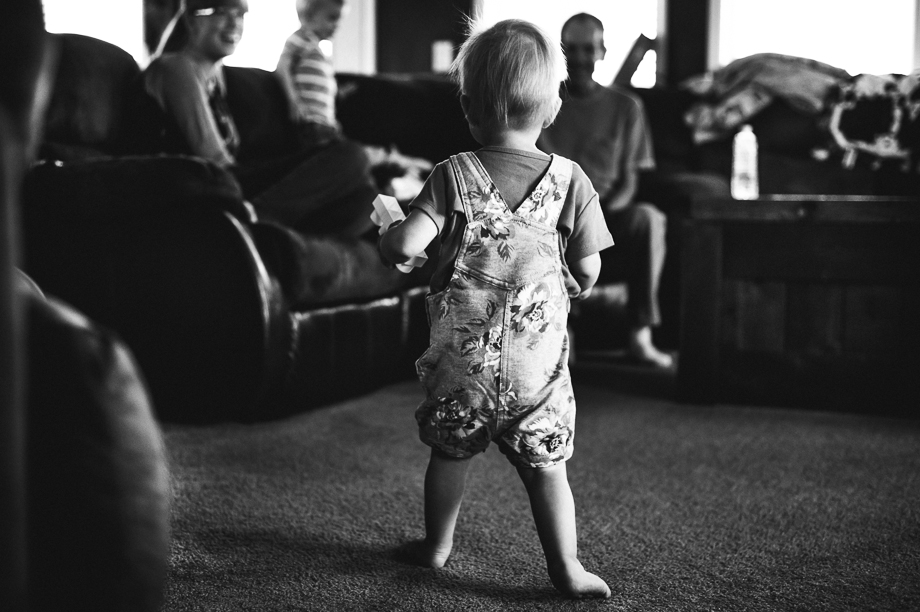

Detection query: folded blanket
(681, 53), (850, 144)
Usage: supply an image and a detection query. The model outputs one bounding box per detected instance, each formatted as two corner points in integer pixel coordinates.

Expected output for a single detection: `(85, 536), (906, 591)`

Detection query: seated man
(539, 12), (672, 368)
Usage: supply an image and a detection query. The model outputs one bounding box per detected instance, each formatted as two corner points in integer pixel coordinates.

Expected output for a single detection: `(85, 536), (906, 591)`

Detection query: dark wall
(144, 0), (180, 54)
(376, 0), (473, 74)
(662, 0), (709, 87)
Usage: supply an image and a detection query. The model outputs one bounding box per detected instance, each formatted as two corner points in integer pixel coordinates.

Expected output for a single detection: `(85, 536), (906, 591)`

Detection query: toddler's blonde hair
(450, 19), (565, 132)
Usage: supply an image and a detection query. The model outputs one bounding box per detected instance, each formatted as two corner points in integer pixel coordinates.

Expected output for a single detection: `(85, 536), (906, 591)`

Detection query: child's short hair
(450, 19), (565, 132)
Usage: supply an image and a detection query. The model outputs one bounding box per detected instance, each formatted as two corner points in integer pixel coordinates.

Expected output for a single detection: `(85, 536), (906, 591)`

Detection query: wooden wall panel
(678, 220), (721, 402)
(786, 283), (843, 356)
(843, 285), (902, 357)
(722, 224), (914, 283)
(680, 197), (919, 415)
(731, 280), (785, 353)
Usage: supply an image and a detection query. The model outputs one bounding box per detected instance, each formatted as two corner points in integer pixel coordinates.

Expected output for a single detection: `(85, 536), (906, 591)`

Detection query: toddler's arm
(274, 53), (304, 123)
(379, 209), (438, 265)
(569, 253), (601, 300)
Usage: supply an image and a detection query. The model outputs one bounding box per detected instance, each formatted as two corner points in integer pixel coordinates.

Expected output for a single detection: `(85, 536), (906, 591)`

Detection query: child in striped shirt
(276, 0), (346, 149)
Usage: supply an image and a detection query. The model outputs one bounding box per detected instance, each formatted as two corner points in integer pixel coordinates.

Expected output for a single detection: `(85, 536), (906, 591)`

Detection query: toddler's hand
(376, 219), (404, 269)
(575, 286), (593, 301)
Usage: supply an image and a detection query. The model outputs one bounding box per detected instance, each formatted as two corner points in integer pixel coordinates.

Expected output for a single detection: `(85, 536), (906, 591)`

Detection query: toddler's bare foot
(395, 539), (451, 569)
(547, 557), (611, 599)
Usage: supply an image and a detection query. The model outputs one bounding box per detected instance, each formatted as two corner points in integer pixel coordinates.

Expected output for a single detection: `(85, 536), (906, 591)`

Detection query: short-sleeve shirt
(538, 84), (655, 201)
(277, 28), (337, 128)
(410, 146), (614, 297)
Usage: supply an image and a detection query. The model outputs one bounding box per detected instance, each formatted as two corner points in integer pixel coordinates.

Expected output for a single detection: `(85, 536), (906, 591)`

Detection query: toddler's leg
(403, 448), (471, 568)
(517, 463), (611, 599)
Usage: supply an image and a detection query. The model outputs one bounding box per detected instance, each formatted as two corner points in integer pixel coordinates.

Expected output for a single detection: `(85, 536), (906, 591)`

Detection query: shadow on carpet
(161, 380), (920, 611)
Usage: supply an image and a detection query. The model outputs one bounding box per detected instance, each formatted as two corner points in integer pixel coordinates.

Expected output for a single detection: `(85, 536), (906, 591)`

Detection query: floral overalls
(415, 152), (576, 468)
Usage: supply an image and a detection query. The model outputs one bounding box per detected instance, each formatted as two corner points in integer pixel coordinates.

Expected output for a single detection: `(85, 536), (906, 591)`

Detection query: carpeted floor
(161, 374), (920, 611)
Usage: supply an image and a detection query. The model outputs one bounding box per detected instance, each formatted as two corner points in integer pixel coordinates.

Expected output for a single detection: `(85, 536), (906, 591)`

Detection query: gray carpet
(161, 378), (920, 611)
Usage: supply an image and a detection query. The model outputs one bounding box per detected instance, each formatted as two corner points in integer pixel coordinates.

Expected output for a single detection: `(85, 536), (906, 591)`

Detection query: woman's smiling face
(187, 4), (247, 61)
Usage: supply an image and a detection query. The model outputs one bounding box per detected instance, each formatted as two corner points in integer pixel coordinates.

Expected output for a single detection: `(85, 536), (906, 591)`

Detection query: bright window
(222, 0), (300, 70)
(223, 0), (378, 73)
(714, 0), (917, 75)
(41, 0), (362, 73)
(474, 0), (659, 87)
(42, 0), (146, 65)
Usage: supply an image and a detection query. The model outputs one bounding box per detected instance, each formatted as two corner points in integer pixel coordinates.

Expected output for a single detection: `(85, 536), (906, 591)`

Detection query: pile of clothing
(682, 53), (920, 173)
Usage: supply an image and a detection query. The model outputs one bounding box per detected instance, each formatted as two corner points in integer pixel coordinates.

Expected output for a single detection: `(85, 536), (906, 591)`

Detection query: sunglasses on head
(191, 6), (247, 19)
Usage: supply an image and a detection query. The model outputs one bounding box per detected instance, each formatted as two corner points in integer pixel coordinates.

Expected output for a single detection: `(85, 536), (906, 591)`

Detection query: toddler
(276, 0), (431, 197)
(276, 0), (346, 148)
(378, 19), (613, 599)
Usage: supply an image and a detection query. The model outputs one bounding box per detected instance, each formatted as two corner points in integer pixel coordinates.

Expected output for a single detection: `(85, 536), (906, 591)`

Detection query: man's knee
(632, 202), (666, 233)
(323, 137), (373, 175)
(610, 202), (666, 240)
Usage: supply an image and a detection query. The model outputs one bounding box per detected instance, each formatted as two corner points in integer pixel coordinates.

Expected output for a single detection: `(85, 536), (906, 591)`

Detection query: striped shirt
(278, 28), (337, 128)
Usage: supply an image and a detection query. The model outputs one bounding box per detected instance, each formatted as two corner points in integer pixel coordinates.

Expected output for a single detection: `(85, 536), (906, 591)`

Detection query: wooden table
(678, 196), (920, 415)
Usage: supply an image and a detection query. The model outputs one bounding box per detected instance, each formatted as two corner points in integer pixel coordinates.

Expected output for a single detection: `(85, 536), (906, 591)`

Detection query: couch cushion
(42, 33), (141, 156)
(336, 72), (478, 163)
(224, 66), (302, 163)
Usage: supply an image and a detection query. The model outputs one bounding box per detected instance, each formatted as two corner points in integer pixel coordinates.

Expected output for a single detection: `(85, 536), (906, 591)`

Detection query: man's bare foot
(547, 557), (611, 599)
(629, 326), (673, 369)
(395, 539), (451, 569)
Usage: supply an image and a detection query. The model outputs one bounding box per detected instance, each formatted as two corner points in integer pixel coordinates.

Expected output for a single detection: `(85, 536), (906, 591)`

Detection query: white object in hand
(370, 194), (428, 273)
(370, 194), (404, 234)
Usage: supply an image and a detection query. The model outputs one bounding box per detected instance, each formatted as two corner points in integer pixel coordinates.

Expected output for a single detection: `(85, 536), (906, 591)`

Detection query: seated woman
(143, 0), (375, 238)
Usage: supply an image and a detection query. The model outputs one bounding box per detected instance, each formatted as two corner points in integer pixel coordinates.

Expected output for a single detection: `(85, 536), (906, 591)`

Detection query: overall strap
(448, 152), (504, 220)
(515, 154), (573, 229)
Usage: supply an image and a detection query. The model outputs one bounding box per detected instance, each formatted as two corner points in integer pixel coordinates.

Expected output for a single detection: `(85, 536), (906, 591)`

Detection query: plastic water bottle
(731, 125), (759, 200)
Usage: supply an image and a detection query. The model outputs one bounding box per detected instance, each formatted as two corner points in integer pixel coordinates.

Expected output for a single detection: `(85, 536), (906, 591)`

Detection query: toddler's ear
(459, 94), (471, 119)
(543, 97), (562, 128)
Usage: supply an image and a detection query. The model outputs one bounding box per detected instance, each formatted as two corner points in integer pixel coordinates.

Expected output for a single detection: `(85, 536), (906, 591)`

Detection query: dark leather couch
(22, 33), (432, 424)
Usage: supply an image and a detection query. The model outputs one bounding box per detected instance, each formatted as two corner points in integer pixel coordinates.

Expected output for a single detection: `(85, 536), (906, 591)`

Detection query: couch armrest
(24, 287), (169, 611)
(21, 186), (292, 423)
(23, 155), (252, 222)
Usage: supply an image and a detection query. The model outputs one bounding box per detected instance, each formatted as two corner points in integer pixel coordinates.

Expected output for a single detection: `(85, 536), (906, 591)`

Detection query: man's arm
(601, 91), (655, 214)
